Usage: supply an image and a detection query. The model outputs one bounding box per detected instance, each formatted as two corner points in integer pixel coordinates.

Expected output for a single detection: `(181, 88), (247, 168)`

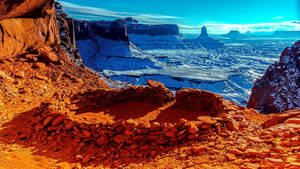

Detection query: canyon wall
(127, 24), (180, 36)
(74, 20), (129, 42)
(74, 18), (181, 45)
(248, 41), (300, 113)
(55, 1), (83, 66)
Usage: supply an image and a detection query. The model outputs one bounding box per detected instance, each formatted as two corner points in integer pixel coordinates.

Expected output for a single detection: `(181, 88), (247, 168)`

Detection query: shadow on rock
(0, 101), (225, 168)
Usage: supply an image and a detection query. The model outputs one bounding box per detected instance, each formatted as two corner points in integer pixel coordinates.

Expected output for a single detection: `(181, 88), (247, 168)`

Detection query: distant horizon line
(73, 17), (300, 35)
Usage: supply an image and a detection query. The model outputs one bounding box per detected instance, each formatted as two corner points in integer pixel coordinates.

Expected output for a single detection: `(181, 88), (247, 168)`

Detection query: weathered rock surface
(248, 41), (300, 113)
(0, 0), (60, 58)
(261, 109), (300, 128)
(0, 0), (50, 20)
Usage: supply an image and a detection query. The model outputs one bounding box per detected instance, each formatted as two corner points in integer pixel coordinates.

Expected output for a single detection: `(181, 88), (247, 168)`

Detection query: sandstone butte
(0, 1), (299, 169)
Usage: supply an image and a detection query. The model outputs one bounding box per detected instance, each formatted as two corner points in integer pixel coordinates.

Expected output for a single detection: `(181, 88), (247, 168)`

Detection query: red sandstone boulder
(261, 109), (300, 128)
(248, 41), (300, 113)
(37, 46), (59, 63)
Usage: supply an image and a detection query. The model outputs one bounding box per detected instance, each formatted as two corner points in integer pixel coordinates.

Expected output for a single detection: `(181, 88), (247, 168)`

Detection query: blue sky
(58, 0), (300, 34)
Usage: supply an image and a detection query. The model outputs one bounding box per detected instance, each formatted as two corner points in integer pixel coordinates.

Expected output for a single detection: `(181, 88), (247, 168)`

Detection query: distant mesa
(74, 17), (180, 41)
(219, 30), (300, 38)
(244, 31), (253, 35)
(115, 17), (180, 36)
(272, 31), (300, 38)
(224, 30), (242, 39)
(227, 30), (241, 36)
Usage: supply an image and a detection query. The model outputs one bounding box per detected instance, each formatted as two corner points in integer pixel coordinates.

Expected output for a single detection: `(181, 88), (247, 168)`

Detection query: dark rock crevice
(54, 1), (84, 67)
(0, 0), (52, 20)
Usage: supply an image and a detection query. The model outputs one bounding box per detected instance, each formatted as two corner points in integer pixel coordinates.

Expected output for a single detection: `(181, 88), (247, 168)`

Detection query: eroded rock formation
(55, 1), (83, 66)
(194, 26), (225, 49)
(0, 0), (60, 58)
(248, 41), (300, 113)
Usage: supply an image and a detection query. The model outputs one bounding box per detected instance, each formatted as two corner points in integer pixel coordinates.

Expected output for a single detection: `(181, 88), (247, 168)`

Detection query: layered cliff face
(0, 0), (60, 58)
(74, 19), (129, 42)
(248, 40), (300, 113)
(54, 1), (84, 66)
(127, 24), (180, 36)
(126, 21), (186, 50)
(74, 19), (160, 72)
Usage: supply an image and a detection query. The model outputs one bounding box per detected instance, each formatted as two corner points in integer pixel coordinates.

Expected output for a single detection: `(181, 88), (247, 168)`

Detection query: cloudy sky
(58, 0), (300, 34)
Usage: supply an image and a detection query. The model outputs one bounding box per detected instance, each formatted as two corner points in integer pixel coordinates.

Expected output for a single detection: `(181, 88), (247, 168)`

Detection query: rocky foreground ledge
(1, 71), (299, 168)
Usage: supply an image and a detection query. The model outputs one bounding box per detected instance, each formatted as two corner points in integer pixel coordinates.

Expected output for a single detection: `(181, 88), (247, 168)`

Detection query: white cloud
(58, 1), (179, 23)
(180, 21), (300, 34)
